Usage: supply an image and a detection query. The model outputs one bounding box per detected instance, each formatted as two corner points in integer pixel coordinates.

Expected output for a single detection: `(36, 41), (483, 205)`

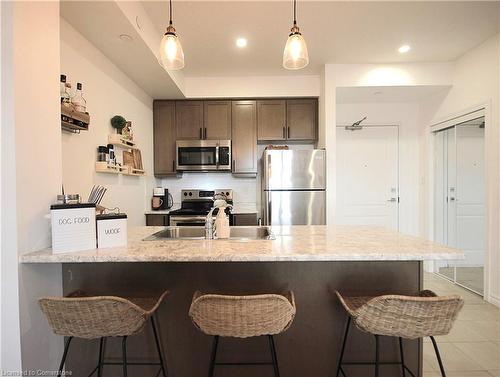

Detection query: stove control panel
(181, 189), (233, 201)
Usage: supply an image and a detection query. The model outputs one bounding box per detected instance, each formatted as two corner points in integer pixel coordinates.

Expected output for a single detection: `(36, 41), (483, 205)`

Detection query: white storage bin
(96, 213), (127, 248)
(51, 203), (96, 254)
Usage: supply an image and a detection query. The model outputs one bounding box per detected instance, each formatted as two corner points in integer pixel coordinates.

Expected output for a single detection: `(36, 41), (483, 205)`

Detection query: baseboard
(488, 293), (500, 308)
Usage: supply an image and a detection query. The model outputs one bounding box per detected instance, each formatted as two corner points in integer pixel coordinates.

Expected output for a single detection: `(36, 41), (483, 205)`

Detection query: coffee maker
(152, 188), (172, 210)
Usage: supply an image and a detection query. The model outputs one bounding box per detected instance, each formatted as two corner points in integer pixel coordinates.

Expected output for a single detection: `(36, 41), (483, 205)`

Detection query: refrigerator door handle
(264, 191), (271, 226)
(268, 197), (271, 225)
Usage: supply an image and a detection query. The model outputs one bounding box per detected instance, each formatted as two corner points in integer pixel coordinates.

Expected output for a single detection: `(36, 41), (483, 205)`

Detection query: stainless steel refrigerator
(262, 149), (326, 225)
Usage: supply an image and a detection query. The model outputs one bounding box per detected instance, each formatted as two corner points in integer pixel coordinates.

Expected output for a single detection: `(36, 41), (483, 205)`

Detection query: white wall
(12, 1), (63, 371)
(336, 102), (422, 236)
(60, 18), (156, 226)
(1, 1), (22, 372)
(184, 75), (320, 98)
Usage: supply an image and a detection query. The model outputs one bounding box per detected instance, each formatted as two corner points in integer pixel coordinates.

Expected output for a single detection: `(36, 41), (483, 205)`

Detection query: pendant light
(159, 0), (185, 70)
(282, 0), (309, 70)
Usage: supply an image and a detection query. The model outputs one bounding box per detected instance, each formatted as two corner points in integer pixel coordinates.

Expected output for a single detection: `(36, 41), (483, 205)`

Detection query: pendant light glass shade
(283, 0), (309, 70)
(159, 26), (185, 70)
(283, 26), (309, 70)
(159, 0), (184, 70)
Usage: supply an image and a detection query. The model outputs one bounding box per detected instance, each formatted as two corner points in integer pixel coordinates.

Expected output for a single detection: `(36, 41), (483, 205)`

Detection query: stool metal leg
(97, 337), (105, 377)
(122, 336), (128, 377)
(58, 336), (73, 374)
(208, 336), (219, 377)
(336, 317), (351, 377)
(430, 336), (446, 377)
(151, 316), (169, 377)
(374, 335), (380, 377)
(268, 335), (281, 377)
(399, 337), (406, 377)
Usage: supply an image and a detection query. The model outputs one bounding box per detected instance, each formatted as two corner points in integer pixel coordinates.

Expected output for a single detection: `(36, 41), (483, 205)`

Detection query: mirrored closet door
(434, 116), (485, 295)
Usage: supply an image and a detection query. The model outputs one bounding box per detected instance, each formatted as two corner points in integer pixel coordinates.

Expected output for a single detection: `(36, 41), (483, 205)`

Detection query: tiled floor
(423, 273), (500, 377)
(439, 266), (484, 295)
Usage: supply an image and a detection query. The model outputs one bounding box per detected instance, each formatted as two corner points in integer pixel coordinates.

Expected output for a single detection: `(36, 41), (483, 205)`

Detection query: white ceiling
(336, 85), (451, 104)
(142, 1), (500, 77)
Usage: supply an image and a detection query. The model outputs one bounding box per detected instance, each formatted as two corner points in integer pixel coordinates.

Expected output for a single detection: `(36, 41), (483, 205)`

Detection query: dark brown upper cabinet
(286, 99), (317, 141)
(232, 100), (257, 176)
(175, 101), (204, 140)
(257, 100), (286, 141)
(257, 98), (317, 142)
(203, 100), (231, 140)
(153, 100), (177, 176)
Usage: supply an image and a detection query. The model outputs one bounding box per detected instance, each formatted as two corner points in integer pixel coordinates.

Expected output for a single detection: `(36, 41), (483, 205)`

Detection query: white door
(336, 125), (399, 230)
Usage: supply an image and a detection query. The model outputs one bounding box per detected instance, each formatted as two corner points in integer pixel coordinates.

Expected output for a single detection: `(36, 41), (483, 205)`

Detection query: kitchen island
(21, 226), (462, 377)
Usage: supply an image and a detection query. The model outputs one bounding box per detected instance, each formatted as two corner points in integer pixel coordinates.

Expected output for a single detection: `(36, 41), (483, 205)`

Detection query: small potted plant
(110, 115), (127, 135)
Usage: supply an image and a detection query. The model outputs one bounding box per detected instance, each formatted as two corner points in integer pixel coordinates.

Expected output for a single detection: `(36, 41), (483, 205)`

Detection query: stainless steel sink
(144, 226), (275, 241)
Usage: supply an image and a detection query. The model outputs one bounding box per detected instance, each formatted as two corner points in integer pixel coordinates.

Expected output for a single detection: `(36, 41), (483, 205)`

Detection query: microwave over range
(176, 140), (231, 171)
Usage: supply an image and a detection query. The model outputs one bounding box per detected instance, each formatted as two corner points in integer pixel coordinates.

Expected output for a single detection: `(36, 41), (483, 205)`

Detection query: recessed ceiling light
(119, 34), (133, 42)
(236, 38), (247, 48)
(398, 44), (411, 54)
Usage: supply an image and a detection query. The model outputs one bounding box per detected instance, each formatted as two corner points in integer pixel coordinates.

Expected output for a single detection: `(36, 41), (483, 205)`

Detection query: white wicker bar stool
(39, 290), (169, 377)
(335, 290), (463, 377)
(189, 291), (296, 377)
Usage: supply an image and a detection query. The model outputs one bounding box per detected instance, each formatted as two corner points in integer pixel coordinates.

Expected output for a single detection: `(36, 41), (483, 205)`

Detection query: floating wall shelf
(95, 162), (145, 177)
(61, 104), (90, 134)
(108, 134), (138, 149)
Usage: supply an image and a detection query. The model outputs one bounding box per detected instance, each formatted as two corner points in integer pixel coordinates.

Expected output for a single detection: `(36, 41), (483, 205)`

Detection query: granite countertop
(20, 225), (463, 263)
(145, 203), (259, 215)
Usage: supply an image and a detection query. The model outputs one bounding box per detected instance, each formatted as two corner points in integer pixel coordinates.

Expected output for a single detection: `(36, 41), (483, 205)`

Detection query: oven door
(169, 216), (207, 226)
(176, 140), (218, 171)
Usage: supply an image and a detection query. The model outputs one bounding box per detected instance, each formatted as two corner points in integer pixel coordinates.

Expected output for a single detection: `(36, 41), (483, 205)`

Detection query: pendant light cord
(293, 0), (297, 26)
(169, 0), (173, 25)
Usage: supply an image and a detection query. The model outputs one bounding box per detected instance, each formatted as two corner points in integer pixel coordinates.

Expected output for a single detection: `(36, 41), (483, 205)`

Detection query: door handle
(387, 198), (397, 202)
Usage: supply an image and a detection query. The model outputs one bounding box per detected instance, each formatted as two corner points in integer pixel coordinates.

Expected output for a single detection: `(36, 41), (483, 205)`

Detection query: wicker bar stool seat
(189, 291), (296, 377)
(335, 290), (463, 377)
(39, 290), (169, 377)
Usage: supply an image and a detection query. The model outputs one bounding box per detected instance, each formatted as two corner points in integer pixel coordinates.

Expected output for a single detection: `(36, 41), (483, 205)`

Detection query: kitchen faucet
(205, 207), (217, 239)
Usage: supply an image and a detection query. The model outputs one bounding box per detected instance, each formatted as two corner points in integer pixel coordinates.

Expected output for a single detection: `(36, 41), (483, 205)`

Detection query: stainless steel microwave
(176, 140), (231, 171)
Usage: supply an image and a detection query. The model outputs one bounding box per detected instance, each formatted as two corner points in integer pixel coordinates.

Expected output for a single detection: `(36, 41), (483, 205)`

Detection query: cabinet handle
(282, 126), (286, 139)
(232, 159), (235, 172)
(172, 160), (175, 171)
(199, 128), (203, 139)
(204, 127), (207, 139)
(287, 126), (290, 139)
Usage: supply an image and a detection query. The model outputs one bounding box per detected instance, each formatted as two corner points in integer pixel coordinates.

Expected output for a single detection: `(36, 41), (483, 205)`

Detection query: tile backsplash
(160, 173), (258, 205)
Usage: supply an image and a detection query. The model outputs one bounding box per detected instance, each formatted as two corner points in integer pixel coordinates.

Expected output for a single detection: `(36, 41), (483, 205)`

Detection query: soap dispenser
(215, 207), (230, 239)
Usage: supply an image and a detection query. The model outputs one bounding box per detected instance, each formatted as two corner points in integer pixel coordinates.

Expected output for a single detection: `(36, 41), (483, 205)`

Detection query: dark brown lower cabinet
(145, 214), (168, 226)
(232, 213), (258, 226)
